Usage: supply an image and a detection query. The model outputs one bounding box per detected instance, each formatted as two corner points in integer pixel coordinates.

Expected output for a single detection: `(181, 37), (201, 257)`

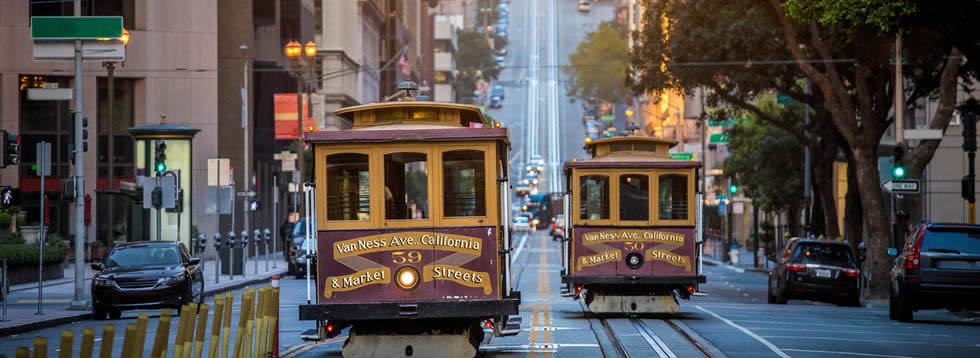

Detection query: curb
(0, 269), (287, 336)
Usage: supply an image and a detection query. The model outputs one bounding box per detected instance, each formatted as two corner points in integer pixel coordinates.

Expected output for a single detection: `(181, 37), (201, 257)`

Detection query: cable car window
(620, 174), (649, 221)
(326, 153), (370, 221)
(634, 142), (658, 153)
(658, 174), (688, 220)
(579, 175), (610, 220)
(443, 150), (486, 217)
(385, 152), (429, 220)
(610, 143), (632, 152)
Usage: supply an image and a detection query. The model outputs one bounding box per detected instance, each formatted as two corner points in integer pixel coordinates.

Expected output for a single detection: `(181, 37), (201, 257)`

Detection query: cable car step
(560, 287), (573, 297)
(300, 328), (321, 341)
(498, 316), (522, 336)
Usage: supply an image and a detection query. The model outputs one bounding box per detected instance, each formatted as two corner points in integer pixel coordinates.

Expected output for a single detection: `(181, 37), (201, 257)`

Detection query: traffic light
(68, 115), (89, 164)
(729, 183), (738, 194)
(1, 130), (18, 168)
(604, 131), (613, 138)
(155, 140), (168, 174)
(892, 147), (905, 178)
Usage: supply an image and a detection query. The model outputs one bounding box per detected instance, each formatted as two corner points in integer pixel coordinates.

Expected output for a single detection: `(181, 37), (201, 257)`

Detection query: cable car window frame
(381, 147), (435, 227)
(573, 170), (613, 226)
(438, 143), (495, 226)
(618, 172), (652, 225)
(654, 169), (694, 226)
(318, 147), (377, 229)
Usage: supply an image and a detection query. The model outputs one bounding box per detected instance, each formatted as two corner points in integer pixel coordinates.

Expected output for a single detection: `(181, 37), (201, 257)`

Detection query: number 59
(392, 251), (422, 264)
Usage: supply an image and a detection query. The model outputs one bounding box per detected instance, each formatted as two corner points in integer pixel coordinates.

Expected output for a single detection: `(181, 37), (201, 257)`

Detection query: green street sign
(776, 93), (800, 105)
(709, 133), (729, 144)
(670, 153), (694, 161)
(31, 16), (123, 40)
(708, 118), (746, 127)
(600, 115), (616, 121)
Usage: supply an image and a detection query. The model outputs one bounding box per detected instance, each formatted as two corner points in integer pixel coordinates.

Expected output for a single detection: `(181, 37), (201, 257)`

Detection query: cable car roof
(566, 136), (701, 170)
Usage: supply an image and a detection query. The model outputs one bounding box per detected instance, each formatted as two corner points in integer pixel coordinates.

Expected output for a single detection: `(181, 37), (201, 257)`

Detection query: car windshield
(791, 243), (855, 267)
(105, 245), (181, 268)
(515, 217), (528, 223)
(923, 228), (980, 254)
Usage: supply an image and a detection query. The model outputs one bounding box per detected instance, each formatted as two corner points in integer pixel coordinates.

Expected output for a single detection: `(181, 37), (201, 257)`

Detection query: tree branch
(709, 83), (813, 147)
(908, 47), (963, 174)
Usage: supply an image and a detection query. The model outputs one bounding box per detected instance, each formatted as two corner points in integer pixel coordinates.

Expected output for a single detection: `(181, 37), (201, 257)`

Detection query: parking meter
(253, 229), (262, 246)
(213, 232), (222, 250)
(227, 231), (237, 278)
(263, 228), (271, 244)
(213, 232), (222, 283)
(241, 231), (249, 248)
(196, 233), (207, 253)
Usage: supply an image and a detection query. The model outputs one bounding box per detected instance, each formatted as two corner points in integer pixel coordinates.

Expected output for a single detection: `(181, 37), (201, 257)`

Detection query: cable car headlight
(395, 266), (420, 290)
(625, 252), (643, 269)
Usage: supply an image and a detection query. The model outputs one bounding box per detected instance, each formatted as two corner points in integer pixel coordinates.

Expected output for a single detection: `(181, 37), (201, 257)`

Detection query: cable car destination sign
(576, 229), (691, 272)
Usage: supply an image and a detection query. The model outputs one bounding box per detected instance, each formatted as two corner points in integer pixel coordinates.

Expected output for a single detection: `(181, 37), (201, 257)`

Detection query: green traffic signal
(729, 184), (737, 194)
(893, 166), (905, 178)
(156, 161), (167, 174)
(605, 131), (612, 137)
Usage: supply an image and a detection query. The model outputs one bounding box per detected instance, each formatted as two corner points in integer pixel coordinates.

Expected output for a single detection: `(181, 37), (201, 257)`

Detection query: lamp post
(285, 40), (317, 216)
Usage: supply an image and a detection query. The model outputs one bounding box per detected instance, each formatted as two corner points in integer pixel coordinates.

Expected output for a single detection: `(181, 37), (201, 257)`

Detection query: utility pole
(727, 177), (734, 253)
(241, 44), (251, 259)
(893, 32), (907, 246)
(295, 72), (305, 216)
(700, 87), (707, 197)
(70, 0), (88, 310)
(753, 203), (759, 268)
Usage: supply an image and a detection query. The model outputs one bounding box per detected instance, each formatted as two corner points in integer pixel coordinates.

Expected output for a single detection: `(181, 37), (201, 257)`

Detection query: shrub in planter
(0, 212), (11, 227)
(0, 244), (68, 265)
(0, 234), (26, 245)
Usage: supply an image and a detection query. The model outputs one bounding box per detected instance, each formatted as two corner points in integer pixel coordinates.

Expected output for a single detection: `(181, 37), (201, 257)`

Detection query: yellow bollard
(253, 288), (265, 358)
(98, 325), (115, 358)
(243, 320), (254, 358)
(209, 296), (225, 358)
(79, 328), (96, 358)
(15, 347), (30, 358)
(195, 304), (210, 358)
(270, 288), (279, 357)
(232, 291), (253, 358)
(150, 310), (173, 358)
(120, 323), (137, 358)
(33, 336), (48, 358)
(58, 330), (73, 358)
(135, 314), (150, 358)
(173, 305), (188, 358)
(221, 293), (234, 358)
(183, 303), (199, 358)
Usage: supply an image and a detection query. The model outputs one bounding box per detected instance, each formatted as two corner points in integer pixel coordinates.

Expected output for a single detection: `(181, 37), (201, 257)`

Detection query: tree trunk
(811, 158), (840, 238)
(844, 157), (864, 253)
(787, 206), (802, 237)
(852, 147), (892, 299)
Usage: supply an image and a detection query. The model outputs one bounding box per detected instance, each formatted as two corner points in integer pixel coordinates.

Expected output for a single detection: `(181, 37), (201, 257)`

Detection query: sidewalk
(702, 243), (774, 273)
(0, 252), (286, 335)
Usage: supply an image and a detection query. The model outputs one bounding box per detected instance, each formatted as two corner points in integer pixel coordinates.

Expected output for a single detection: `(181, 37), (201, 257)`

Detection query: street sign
(207, 158), (230, 186)
(708, 118), (746, 127)
(142, 177), (176, 209)
(31, 17), (123, 40)
(281, 158), (296, 172)
(709, 133), (729, 144)
(904, 129), (944, 140)
(35, 142), (52, 176)
(273, 151), (297, 160)
(777, 93), (800, 104)
(600, 115), (616, 121)
(237, 191), (256, 198)
(27, 88), (72, 101)
(882, 179), (920, 194)
(670, 152), (694, 161)
(33, 41), (125, 61)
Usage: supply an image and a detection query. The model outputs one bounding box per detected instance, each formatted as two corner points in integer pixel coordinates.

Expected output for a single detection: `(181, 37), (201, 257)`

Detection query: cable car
(559, 137), (705, 313)
(298, 82), (521, 357)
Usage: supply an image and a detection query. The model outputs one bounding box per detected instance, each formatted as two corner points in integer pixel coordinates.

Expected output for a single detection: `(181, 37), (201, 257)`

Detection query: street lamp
(285, 40), (317, 215)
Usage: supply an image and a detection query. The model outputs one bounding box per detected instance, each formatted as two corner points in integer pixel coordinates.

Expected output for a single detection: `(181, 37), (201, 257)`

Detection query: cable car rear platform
(562, 275), (706, 285)
(299, 292), (521, 321)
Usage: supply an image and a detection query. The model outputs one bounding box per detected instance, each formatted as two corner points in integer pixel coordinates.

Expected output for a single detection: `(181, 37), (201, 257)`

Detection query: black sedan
(91, 241), (204, 319)
(768, 238), (861, 306)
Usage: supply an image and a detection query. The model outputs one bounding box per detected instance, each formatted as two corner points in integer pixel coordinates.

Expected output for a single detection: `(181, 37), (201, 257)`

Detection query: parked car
(578, 0), (591, 12)
(495, 55), (506, 68)
(489, 95), (503, 108)
(889, 222), (980, 322)
(551, 215), (565, 240)
(494, 47), (508, 56)
(291, 237), (318, 279)
(768, 238), (861, 306)
(513, 216), (531, 232)
(491, 85), (505, 100)
(91, 241), (204, 319)
(287, 218), (311, 275)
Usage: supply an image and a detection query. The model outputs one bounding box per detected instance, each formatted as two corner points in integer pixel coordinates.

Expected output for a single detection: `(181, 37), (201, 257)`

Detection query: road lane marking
(781, 349), (914, 357)
(695, 305), (790, 358)
(742, 326), (951, 337)
(760, 335), (977, 347)
(512, 233), (530, 263)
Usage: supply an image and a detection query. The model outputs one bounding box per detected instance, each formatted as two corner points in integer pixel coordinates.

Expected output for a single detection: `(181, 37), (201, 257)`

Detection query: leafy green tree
(564, 21), (630, 104)
(455, 29), (500, 100)
(723, 97), (806, 234)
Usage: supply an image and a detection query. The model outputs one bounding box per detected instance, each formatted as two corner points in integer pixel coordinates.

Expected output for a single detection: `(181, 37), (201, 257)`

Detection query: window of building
(384, 152), (429, 220)
(658, 174), (688, 220)
(442, 150), (486, 217)
(326, 153), (370, 221)
(97, 77), (135, 179)
(579, 175), (609, 220)
(620, 174), (649, 221)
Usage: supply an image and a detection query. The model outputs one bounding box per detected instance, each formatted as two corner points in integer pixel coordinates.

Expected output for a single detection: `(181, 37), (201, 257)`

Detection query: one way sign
(882, 179), (920, 194)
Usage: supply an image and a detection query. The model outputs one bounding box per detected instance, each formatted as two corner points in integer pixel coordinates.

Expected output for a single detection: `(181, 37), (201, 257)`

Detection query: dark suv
(889, 223), (980, 321)
(768, 238), (861, 306)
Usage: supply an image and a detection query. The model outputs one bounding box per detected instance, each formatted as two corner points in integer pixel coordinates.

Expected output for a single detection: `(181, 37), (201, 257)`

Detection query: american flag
(399, 52), (411, 77)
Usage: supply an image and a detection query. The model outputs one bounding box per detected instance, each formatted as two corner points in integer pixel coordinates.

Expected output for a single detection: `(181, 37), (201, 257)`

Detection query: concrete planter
(19, 226), (42, 244)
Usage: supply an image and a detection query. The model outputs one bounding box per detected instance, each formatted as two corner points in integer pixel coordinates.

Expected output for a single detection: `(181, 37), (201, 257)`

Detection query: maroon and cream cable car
(298, 83), (520, 357)
(560, 137), (706, 313)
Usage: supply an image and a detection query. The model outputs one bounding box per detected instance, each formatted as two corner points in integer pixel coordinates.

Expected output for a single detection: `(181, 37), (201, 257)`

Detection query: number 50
(624, 242), (645, 251)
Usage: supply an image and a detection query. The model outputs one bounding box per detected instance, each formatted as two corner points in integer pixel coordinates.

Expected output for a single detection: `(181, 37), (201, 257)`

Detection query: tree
(723, 97), (806, 234)
(564, 21), (630, 104)
(455, 29), (501, 100)
(628, 0), (844, 240)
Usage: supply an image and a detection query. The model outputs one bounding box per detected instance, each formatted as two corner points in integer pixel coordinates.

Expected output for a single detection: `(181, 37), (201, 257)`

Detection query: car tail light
(485, 320), (493, 329)
(552, 224), (556, 229)
(786, 262), (806, 272)
(687, 285), (694, 292)
(841, 268), (860, 277)
(576, 285), (583, 292)
(904, 229), (925, 269)
(327, 324), (335, 333)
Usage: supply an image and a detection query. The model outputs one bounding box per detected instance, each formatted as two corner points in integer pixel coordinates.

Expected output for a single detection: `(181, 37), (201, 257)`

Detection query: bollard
(172, 305), (189, 358)
(80, 327), (95, 358)
(135, 314), (149, 358)
(262, 286), (274, 357)
(150, 309), (173, 358)
(213, 232), (222, 284)
(209, 295), (225, 358)
(121, 323), (137, 358)
(98, 324), (115, 358)
(194, 303), (209, 358)
(221, 292), (234, 358)
(33, 337), (48, 358)
(243, 319), (254, 358)
(271, 281), (280, 358)
(58, 330), (73, 358)
(232, 291), (253, 358)
(241, 231), (249, 277)
(253, 287), (266, 358)
(227, 232), (236, 280)
(14, 347), (29, 358)
(183, 303), (199, 358)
